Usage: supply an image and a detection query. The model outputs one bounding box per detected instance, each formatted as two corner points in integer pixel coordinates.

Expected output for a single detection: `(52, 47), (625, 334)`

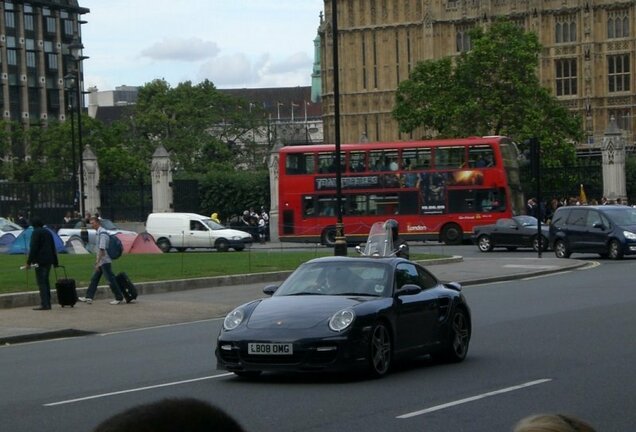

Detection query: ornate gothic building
(320, 0), (636, 151)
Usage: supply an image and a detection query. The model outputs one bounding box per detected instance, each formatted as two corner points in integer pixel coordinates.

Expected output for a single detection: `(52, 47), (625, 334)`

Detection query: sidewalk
(0, 255), (587, 345)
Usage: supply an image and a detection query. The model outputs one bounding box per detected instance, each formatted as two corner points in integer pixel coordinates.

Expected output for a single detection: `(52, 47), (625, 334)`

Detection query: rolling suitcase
(115, 272), (138, 303)
(54, 266), (78, 307)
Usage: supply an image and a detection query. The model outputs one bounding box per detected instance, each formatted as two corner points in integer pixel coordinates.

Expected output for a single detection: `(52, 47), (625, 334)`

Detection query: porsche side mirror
(396, 284), (421, 296)
(263, 285), (278, 295)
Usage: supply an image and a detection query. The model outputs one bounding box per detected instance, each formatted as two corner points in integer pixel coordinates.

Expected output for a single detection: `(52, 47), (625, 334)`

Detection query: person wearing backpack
(78, 216), (124, 305)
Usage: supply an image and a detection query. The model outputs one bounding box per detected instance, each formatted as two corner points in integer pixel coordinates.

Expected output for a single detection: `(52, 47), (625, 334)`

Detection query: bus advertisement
(277, 136), (524, 245)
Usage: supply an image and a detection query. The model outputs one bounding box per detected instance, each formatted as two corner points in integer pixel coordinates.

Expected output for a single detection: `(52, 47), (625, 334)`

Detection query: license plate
(248, 343), (293, 355)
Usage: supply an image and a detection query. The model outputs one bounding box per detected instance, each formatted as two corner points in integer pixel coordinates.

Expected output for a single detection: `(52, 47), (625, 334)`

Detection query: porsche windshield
(275, 261), (391, 297)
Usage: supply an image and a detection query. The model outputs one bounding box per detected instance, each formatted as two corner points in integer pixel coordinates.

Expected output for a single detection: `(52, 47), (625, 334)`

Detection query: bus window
(345, 195), (367, 215)
(286, 153), (315, 174)
(369, 150), (398, 171)
(318, 153), (336, 173)
(435, 146), (466, 169)
(403, 148), (432, 169)
(317, 196), (337, 216)
(468, 145), (494, 167)
(303, 196), (316, 217)
(369, 194), (399, 216)
(349, 151), (366, 172)
(398, 191), (419, 214)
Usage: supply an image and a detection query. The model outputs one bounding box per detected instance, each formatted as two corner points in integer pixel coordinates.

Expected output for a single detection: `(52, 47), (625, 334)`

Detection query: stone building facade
(319, 0), (636, 150)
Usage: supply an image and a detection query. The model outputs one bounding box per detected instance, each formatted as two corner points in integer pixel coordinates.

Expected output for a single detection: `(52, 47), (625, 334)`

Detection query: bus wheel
(441, 223), (463, 245)
(321, 227), (337, 247)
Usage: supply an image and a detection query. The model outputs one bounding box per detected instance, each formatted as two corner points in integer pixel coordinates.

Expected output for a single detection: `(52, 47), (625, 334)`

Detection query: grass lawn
(0, 250), (445, 294)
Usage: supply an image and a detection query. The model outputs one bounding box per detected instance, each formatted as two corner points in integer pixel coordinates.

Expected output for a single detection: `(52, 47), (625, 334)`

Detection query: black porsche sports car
(472, 215), (550, 252)
(215, 255), (471, 378)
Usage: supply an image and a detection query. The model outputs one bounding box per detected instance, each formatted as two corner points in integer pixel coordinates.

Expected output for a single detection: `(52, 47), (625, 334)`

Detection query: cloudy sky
(80, 0), (324, 91)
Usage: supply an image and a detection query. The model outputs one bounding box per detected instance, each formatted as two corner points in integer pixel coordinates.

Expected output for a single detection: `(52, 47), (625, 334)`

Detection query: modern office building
(0, 0), (89, 150)
(319, 0), (636, 151)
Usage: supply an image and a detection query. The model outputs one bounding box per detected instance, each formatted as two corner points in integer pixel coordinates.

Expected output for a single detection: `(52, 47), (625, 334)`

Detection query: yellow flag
(579, 184), (587, 205)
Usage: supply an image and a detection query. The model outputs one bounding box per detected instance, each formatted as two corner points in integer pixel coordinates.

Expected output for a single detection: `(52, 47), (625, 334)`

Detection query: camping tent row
(0, 228), (162, 255)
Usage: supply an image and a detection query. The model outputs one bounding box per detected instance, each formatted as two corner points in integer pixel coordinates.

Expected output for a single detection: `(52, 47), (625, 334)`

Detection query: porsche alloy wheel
(477, 235), (493, 252)
(436, 308), (470, 363)
(368, 323), (392, 377)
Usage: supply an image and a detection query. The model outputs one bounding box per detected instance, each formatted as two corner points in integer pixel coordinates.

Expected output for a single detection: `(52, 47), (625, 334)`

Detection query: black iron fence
(173, 179), (201, 214)
(520, 159), (603, 203)
(0, 181), (75, 226)
(99, 180), (152, 222)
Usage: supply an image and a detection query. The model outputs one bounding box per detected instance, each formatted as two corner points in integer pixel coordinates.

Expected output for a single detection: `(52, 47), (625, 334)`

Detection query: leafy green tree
(124, 79), (267, 177)
(393, 19), (583, 166)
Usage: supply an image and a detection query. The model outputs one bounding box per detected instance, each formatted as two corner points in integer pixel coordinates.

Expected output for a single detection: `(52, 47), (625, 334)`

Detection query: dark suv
(549, 205), (636, 259)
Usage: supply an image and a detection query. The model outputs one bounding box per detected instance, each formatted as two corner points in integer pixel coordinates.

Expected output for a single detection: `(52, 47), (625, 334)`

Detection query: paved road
(2, 257), (634, 432)
(0, 254), (586, 344)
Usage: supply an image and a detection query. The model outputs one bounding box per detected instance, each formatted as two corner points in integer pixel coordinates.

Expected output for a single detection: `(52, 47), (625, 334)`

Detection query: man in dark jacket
(26, 218), (58, 310)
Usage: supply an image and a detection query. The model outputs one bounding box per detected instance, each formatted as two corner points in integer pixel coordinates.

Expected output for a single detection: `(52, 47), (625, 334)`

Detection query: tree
(393, 19), (583, 166)
(124, 79), (267, 176)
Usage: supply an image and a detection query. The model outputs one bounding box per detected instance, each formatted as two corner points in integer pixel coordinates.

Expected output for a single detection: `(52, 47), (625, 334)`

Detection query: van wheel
(607, 239), (623, 260)
(216, 239), (230, 252)
(441, 223), (463, 245)
(157, 238), (171, 253)
(554, 239), (570, 258)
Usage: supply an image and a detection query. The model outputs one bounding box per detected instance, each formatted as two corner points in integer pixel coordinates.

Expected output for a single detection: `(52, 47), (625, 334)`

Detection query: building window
(555, 58), (577, 96)
(47, 53), (58, 70)
(7, 50), (17, 66)
(608, 109), (631, 132)
(608, 54), (630, 93)
(44, 41), (54, 52)
(372, 32), (378, 89)
(64, 20), (74, 36)
(5, 11), (16, 28)
(361, 35), (367, 90)
(24, 14), (34, 31)
(46, 17), (57, 33)
(456, 24), (473, 53)
(26, 51), (36, 68)
(555, 15), (577, 43)
(608, 9), (629, 39)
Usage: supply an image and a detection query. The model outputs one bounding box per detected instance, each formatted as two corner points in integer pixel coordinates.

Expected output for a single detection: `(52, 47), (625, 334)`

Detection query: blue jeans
(34, 265), (52, 308)
(85, 262), (123, 301)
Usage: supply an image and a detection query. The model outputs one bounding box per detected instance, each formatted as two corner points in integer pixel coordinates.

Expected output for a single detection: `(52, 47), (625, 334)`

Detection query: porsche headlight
(329, 308), (355, 332)
(223, 308), (244, 330)
(623, 230), (636, 240)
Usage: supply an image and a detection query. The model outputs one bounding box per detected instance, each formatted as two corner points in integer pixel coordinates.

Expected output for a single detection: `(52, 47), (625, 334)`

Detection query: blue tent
(0, 232), (17, 253)
(8, 226), (66, 254)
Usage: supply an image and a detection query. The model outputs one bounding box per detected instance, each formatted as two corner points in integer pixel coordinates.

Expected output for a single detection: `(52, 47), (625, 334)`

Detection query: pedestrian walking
(78, 216), (124, 305)
(26, 217), (58, 310)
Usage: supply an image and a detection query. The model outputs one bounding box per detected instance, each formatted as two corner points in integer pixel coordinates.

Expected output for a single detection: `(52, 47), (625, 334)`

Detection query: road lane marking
(44, 373), (234, 407)
(396, 378), (552, 419)
(522, 271), (571, 280)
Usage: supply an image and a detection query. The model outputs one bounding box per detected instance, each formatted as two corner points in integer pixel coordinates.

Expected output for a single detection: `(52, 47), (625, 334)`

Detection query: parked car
(57, 218), (136, 245)
(145, 212), (253, 252)
(549, 205), (636, 259)
(216, 255), (471, 378)
(472, 215), (549, 252)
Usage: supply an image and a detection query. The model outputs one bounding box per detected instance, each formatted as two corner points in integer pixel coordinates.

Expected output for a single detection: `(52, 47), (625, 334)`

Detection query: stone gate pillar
(602, 116), (627, 202)
(151, 145), (173, 213)
(82, 145), (100, 215)
(268, 141), (283, 242)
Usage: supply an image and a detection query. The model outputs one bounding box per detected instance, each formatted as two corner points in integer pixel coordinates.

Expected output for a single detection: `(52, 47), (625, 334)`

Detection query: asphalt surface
(0, 253), (587, 345)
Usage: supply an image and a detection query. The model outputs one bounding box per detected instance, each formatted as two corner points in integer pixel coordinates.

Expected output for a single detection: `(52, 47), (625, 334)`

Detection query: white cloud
(140, 37), (220, 62)
(198, 53), (256, 86)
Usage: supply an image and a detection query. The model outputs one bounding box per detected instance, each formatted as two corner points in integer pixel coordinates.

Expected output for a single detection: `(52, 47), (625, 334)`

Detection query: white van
(146, 213), (252, 252)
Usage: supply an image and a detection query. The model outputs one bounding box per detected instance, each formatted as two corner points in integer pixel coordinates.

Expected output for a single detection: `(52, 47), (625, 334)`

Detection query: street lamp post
(68, 36), (88, 216)
(64, 75), (77, 212)
(331, 0), (347, 256)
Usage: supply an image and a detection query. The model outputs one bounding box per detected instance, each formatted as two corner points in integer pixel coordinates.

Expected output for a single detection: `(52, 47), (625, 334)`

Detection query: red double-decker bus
(277, 136), (524, 245)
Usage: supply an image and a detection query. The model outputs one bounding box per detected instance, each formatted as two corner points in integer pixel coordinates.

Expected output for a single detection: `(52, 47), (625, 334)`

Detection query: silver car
(57, 218), (136, 245)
